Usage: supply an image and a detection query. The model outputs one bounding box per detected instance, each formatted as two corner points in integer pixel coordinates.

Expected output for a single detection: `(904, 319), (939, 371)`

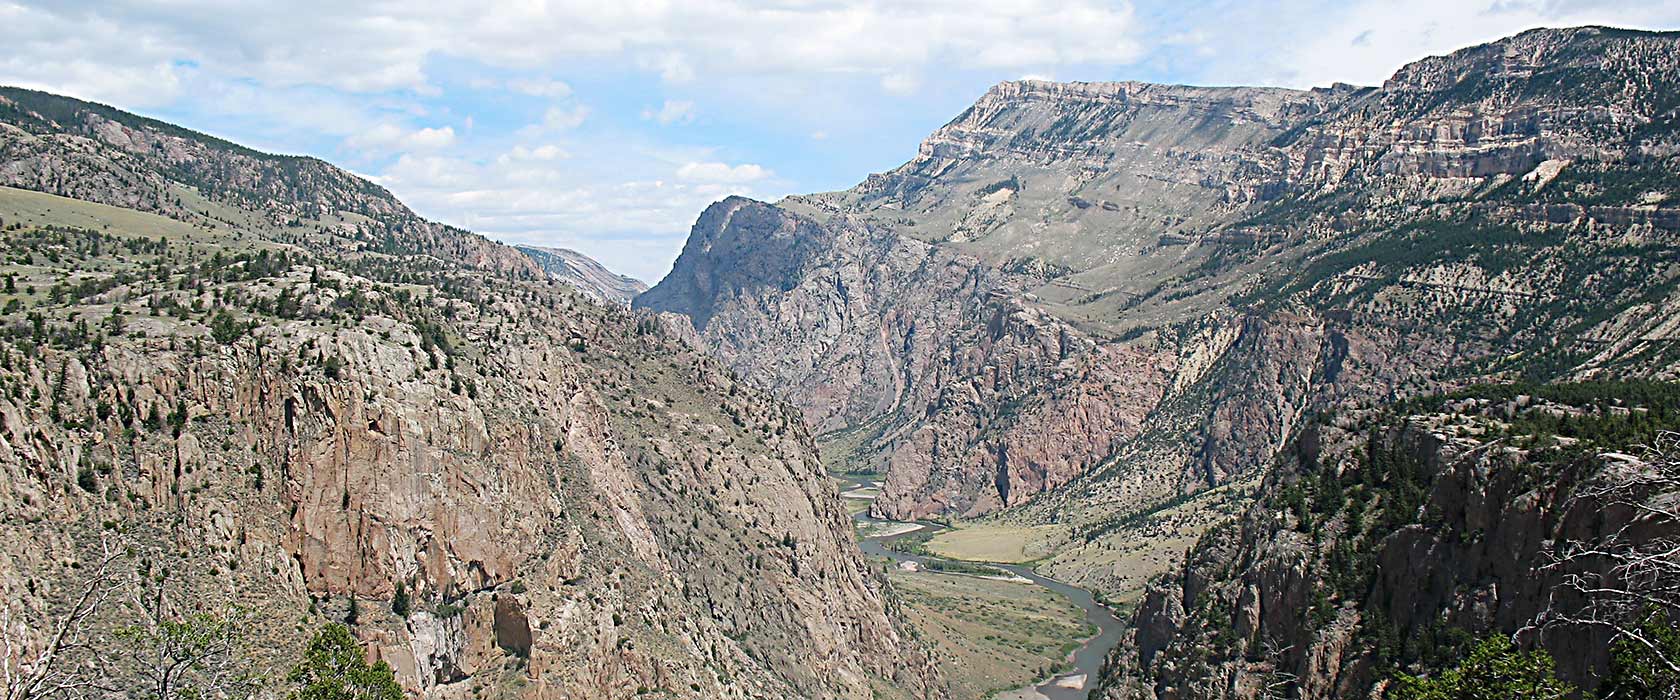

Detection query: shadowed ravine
(844, 476), (1126, 700)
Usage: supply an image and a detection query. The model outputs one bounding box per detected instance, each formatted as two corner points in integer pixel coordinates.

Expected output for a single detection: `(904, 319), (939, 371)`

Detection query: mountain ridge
(637, 23), (1680, 592)
(516, 244), (648, 305)
(0, 87), (946, 699)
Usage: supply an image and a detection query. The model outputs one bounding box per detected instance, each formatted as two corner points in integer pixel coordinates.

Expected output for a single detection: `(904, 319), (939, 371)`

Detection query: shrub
(391, 582), (410, 618)
(210, 310), (245, 344)
(1390, 636), (1573, 700)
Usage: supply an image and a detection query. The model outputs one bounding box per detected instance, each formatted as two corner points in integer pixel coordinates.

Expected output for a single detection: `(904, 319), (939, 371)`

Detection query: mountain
(637, 23), (1680, 625)
(0, 87), (943, 699)
(517, 245), (648, 306)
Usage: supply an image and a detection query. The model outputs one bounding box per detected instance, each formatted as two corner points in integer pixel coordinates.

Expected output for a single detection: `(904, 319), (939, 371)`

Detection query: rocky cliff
(1098, 383), (1680, 699)
(0, 89), (943, 699)
(639, 196), (1168, 519)
(516, 245), (647, 306)
(638, 26), (1680, 551)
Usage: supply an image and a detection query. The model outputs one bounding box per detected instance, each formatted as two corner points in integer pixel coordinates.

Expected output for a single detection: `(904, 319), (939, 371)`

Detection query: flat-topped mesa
(886, 26), (1680, 209)
(902, 79), (1335, 170)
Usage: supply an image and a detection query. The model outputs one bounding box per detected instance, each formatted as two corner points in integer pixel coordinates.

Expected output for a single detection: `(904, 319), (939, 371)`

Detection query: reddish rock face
(644, 198), (1178, 519)
(640, 26), (1680, 523)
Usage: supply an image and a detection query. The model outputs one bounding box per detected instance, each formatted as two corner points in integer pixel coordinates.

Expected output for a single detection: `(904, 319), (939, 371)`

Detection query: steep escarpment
(640, 26), (1680, 541)
(840, 79), (1342, 269)
(0, 92), (943, 699)
(642, 197), (1168, 519)
(1099, 383), (1680, 699)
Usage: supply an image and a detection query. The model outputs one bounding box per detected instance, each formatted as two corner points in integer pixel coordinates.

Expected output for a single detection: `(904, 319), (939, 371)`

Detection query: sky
(1, 1), (1676, 282)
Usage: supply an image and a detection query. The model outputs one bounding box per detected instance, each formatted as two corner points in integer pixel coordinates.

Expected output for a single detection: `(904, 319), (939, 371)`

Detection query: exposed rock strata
(639, 27), (1680, 528)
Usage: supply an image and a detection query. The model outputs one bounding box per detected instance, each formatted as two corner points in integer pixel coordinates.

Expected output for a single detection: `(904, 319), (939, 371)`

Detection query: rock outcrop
(640, 196), (1169, 518)
(1098, 386), (1680, 698)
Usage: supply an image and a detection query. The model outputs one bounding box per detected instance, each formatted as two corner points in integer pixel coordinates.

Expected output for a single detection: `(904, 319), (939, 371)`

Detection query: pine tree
(286, 623), (401, 700)
(391, 583), (410, 618)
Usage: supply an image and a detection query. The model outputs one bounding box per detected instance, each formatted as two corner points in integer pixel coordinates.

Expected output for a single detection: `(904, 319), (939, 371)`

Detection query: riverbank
(841, 475), (1126, 700)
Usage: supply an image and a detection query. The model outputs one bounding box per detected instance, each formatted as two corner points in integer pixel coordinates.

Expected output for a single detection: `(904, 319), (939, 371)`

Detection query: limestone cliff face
(854, 79), (1337, 257)
(639, 26), (1680, 530)
(1279, 27), (1680, 206)
(0, 90), (942, 700)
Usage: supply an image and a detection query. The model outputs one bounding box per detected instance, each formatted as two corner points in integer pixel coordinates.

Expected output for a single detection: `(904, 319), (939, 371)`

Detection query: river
(841, 477), (1124, 700)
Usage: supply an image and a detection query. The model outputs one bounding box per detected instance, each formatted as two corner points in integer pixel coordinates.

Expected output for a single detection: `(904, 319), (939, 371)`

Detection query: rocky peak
(637, 196), (851, 331)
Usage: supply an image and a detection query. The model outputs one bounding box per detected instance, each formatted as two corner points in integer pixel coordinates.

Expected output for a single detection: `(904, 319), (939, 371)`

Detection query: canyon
(0, 21), (1677, 700)
(639, 24), (1680, 589)
(637, 25), (1680, 696)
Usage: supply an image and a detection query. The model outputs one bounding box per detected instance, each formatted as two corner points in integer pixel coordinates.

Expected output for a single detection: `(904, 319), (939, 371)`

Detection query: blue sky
(2, 1), (1676, 282)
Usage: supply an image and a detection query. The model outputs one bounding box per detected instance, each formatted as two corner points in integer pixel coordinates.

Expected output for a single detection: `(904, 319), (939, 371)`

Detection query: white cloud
(507, 78), (572, 98)
(642, 52), (697, 84)
(880, 73), (919, 95)
(347, 123), (456, 152)
(541, 105), (590, 130)
(675, 161), (771, 184)
(0, 4), (186, 108)
(0, 1), (1147, 99)
(641, 99), (695, 125)
(407, 126), (457, 149)
(379, 149), (769, 282)
(498, 144), (570, 163)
